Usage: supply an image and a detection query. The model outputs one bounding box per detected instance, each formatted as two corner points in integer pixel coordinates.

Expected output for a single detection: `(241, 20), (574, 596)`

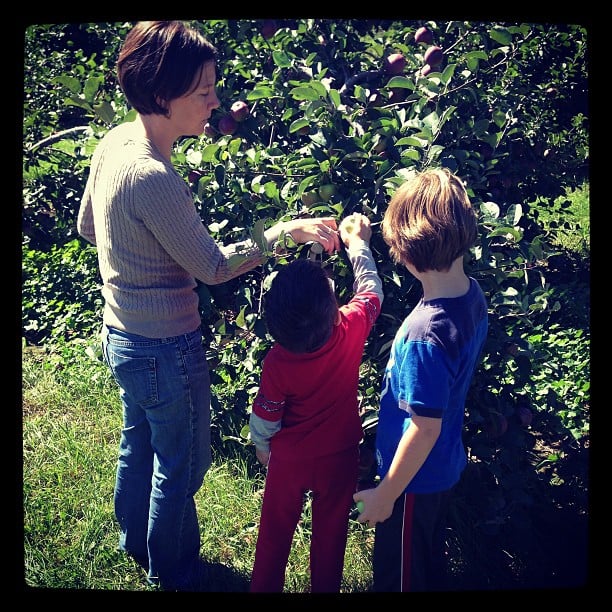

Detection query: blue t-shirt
(376, 277), (488, 494)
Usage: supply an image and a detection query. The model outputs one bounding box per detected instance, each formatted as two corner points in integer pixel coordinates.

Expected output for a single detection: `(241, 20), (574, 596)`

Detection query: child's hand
(339, 213), (372, 249)
(256, 448), (270, 467)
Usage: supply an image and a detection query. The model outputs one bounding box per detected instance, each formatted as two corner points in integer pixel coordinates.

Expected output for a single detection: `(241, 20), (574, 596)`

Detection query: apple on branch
(261, 19), (278, 39)
(414, 26), (433, 45)
(218, 115), (238, 135)
(230, 100), (250, 122)
(383, 53), (406, 75)
(423, 45), (444, 68)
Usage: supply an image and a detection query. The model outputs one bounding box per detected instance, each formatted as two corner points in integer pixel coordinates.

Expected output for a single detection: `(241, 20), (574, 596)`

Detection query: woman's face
(168, 61), (220, 137)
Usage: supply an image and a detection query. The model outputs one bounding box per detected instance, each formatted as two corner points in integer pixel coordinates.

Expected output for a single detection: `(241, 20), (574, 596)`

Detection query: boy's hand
(339, 213), (372, 249)
(256, 448), (270, 467)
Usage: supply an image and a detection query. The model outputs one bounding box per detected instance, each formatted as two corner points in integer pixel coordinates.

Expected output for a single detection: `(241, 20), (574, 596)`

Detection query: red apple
(188, 170), (203, 184)
(424, 45), (444, 67)
(203, 122), (216, 138)
(383, 53), (406, 75)
(218, 115), (238, 136)
(261, 19), (278, 40)
(414, 26), (433, 45)
(485, 413), (508, 438)
(358, 446), (375, 479)
(230, 100), (249, 122)
(420, 64), (433, 77)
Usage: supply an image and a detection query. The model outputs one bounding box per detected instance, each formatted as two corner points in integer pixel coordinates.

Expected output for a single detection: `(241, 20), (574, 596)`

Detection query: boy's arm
(339, 213), (384, 305)
(249, 411), (281, 465)
(345, 241), (384, 305)
(354, 414), (441, 525)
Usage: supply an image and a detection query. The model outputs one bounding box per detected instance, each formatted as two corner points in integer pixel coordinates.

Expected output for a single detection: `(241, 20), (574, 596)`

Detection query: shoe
(161, 558), (209, 592)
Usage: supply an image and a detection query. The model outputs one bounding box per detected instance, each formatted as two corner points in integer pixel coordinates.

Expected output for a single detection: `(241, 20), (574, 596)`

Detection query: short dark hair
(264, 259), (338, 353)
(117, 21), (217, 116)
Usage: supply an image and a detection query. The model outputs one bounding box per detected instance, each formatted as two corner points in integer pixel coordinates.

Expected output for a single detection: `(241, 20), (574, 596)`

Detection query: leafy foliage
(22, 20), (589, 586)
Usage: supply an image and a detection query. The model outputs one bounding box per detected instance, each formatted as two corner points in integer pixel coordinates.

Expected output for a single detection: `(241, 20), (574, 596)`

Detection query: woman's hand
(266, 217), (340, 254)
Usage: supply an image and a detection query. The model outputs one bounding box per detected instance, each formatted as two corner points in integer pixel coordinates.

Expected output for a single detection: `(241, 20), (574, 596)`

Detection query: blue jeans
(102, 325), (211, 590)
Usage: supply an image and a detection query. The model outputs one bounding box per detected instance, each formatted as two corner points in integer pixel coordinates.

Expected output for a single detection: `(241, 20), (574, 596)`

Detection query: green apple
(318, 184), (337, 201)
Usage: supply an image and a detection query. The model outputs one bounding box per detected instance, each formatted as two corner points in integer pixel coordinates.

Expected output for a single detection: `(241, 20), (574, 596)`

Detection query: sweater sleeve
(134, 164), (266, 285)
(249, 411), (282, 452)
(77, 171), (97, 245)
(345, 241), (384, 306)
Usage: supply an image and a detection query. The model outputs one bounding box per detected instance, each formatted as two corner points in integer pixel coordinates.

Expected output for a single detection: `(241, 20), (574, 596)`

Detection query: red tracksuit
(250, 291), (381, 592)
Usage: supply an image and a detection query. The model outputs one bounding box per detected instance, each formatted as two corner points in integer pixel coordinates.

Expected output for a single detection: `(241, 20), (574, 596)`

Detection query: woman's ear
(156, 96), (171, 117)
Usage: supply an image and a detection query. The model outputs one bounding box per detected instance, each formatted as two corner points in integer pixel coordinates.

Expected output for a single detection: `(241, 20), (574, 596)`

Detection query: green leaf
(489, 26), (513, 46)
(329, 88), (341, 108)
(481, 201), (501, 219)
(272, 50), (292, 68)
(505, 203), (523, 226)
(82, 76), (103, 104)
(236, 305), (247, 329)
(251, 218), (268, 253)
(289, 118), (309, 133)
(247, 86), (276, 100)
(290, 86), (318, 101)
(396, 136), (427, 148)
(93, 101), (115, 125)
(385, 76), (415, 90)
(54, 75), (81, 94)
(201, 144), (221, 162)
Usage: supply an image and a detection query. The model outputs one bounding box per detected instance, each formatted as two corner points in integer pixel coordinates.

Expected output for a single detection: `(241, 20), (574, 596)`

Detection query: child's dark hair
(264, 258), (338, 353)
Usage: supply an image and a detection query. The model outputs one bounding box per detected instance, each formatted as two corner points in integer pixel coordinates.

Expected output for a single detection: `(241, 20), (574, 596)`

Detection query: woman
(77, 20), (340, 591)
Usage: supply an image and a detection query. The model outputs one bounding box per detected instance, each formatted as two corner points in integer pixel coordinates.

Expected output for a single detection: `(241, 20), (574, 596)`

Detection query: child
(354, 167), (488, 592)
(249, 213), (384, 593)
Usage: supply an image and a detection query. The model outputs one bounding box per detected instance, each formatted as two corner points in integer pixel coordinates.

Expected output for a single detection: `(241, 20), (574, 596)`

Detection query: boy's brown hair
(382, 167), (478, 273)
(264, 258), (338, 353)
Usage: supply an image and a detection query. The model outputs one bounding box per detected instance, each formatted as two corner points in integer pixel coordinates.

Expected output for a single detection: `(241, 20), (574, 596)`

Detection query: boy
(249, 213), (383, 592)
(354, 167), (488, 592)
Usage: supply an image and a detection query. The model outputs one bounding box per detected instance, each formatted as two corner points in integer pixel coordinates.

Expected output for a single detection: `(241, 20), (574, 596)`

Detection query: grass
(21, 340), (375, 593)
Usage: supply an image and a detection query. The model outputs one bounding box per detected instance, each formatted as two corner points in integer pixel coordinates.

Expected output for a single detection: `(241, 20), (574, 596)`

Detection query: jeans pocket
(105, 347), (158, 408)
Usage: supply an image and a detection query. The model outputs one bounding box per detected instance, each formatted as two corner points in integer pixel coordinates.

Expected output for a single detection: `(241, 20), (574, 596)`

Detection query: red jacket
(252, 291), (381, 459)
